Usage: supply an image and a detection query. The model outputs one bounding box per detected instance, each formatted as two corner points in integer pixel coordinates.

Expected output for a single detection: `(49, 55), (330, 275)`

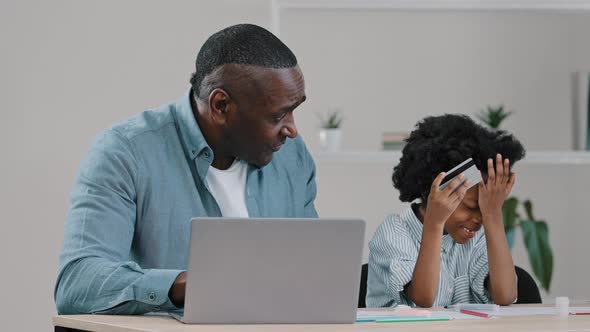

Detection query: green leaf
(523, 199), (535, 220)
(317, 110), (343, 129)
(502, 197), (519, 233)
(520, 219), (553, 291)
(476, 104), (514, 129)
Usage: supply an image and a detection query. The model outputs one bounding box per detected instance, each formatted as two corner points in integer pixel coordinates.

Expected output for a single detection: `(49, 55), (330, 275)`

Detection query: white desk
(53, 306), (590, 332)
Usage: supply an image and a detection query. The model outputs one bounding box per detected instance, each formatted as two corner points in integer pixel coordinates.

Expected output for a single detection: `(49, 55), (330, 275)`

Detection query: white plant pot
(319, 128), (342, 151)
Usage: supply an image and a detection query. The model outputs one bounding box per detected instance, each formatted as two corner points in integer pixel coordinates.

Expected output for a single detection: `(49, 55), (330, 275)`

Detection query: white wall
(0, 1), (269, 330)
(280, 10), (590, 151)
(1, 2), (589, 330)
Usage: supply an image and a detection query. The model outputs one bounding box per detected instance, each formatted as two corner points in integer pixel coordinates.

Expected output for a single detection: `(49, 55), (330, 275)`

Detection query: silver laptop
(173, 217), (365, 324)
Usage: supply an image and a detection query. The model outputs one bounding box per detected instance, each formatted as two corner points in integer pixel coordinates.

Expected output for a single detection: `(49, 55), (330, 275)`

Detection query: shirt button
(148, 292), (156, 301)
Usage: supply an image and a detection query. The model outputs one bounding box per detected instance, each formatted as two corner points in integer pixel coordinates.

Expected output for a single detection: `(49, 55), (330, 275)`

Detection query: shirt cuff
(135, 269), (185, 312)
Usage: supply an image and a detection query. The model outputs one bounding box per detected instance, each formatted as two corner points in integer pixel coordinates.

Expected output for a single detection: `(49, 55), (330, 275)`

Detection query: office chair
(358, 263), (368, 308)
(514, 266), (542, 304)
(357, 264), (541, 308)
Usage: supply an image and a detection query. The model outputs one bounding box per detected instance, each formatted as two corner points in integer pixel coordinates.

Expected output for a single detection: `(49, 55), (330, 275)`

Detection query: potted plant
(317, 110), (343, 151)
(476, 104), (514, 129)
(502, 198), (554, 292)
(476, 104), (554, 292)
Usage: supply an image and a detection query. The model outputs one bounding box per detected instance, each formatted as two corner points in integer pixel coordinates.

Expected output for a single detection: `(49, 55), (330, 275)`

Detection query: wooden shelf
(313, 150), (590, 165)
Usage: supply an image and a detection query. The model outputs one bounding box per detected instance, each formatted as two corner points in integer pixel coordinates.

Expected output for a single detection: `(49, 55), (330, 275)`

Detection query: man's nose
(281, 113), (298, 138)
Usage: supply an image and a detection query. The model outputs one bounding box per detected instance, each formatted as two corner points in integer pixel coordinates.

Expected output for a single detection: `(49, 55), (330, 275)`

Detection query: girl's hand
(479, 153), (516, 219)
(423, 171), (470, 226)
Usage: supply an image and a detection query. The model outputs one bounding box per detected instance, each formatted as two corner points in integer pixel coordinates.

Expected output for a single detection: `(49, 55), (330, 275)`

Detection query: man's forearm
(55, 257), (184, 314)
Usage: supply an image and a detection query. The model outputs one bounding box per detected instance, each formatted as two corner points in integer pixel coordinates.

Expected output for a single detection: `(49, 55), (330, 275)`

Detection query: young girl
(367, 114), (525, 308)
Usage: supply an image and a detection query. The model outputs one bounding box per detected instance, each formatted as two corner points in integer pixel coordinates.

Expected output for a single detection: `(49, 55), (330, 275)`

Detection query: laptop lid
(182, 218), (365, 324)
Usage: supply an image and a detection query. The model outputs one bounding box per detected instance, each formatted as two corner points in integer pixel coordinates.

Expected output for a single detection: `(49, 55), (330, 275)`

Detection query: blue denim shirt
(55, 89), (318, 315)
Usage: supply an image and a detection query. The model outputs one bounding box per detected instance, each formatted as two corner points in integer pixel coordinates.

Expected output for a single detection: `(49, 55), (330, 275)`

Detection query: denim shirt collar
(174, 88), (212, 161)
(403, 206), (454, 253)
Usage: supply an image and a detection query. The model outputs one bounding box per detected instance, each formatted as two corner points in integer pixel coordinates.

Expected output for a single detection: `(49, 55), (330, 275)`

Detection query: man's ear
(208, 88), (232, 125)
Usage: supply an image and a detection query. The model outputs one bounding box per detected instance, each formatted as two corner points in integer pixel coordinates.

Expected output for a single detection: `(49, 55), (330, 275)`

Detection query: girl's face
(444, 186), (483, 244)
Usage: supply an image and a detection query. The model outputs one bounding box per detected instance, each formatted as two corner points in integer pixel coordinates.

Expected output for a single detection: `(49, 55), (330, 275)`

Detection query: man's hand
(479, 154), (516, 223)
(423, 171), (470, 227)
(169, 272), (187, 307)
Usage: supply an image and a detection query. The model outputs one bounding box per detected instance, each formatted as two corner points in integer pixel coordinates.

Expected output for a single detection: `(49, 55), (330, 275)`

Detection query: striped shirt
(367, 206), (491, 307)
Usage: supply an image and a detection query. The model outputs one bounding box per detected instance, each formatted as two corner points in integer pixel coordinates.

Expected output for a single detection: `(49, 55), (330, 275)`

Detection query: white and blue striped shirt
(367, 206), (491, 307)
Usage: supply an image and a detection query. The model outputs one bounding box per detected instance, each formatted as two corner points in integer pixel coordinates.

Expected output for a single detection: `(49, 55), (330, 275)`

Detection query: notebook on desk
(172, 217), (366, 324)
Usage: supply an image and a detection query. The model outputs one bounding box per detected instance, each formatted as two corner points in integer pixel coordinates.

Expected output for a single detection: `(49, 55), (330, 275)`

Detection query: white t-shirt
(205, 159), (249, 217)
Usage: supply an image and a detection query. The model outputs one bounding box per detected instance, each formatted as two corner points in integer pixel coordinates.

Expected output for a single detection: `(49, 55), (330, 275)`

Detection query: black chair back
(358, 263), (368, 308)
(515, 266), (542, 304)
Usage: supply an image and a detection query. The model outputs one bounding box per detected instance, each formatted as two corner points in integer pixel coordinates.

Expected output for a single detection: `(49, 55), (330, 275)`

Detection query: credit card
(439, 158), (482, 191)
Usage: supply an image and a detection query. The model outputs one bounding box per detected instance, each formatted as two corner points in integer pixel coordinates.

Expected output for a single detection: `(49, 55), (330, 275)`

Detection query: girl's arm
(406, 172), (469, 307)
(479, 154), (518, 305)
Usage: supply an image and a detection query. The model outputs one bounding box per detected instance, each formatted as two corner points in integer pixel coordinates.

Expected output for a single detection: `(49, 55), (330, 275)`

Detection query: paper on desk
(431, 310), (486, 320)
(357, 310), (407, 319)
(495, 306), (590, 316)
(571, 307), (590, 314)
(357, 310), (484, 320)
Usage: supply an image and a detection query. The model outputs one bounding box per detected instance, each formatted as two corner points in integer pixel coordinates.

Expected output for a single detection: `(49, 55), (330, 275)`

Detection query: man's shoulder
(107, 104), (177, 144)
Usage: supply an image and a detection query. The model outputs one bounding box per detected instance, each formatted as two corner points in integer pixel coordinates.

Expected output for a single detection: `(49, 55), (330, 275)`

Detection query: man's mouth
(272, 141), (285, 152)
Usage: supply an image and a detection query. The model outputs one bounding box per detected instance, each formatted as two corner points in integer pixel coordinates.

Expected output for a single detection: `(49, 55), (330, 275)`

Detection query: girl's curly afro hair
(392, 114), (525, 204)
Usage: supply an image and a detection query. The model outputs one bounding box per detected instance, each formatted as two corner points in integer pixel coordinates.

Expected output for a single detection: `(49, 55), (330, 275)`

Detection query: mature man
(55, 24), (317, 315)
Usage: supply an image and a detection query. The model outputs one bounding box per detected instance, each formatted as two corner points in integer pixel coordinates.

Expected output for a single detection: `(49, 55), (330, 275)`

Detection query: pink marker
(460, 309), (492, 318)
